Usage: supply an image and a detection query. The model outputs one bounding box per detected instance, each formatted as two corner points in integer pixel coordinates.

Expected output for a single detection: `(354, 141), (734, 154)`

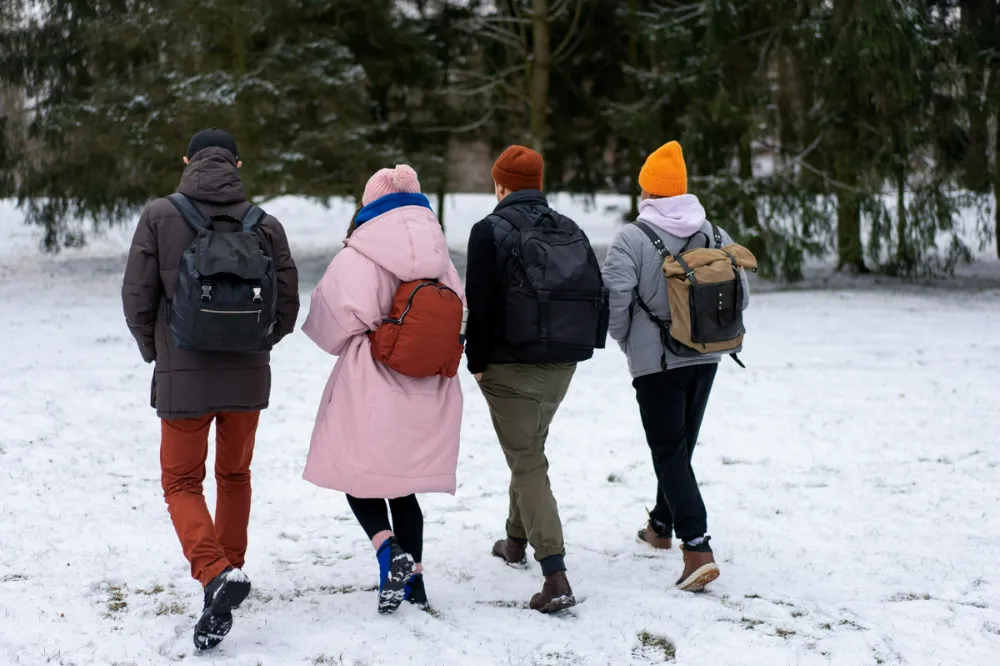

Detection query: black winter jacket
(465, 189), (596, 373)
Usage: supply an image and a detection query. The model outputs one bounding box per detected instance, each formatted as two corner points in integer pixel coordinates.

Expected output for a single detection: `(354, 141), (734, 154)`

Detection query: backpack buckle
(252, 286), (262, 303)
(200, 284), (212, 301)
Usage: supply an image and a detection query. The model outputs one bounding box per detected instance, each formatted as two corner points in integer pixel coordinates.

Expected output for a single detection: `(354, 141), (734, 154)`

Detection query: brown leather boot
(676, 537), (720, 592)
(636, 522), (672, 550)
(492, 537), (528, 567)
(529, 572), (576, 614)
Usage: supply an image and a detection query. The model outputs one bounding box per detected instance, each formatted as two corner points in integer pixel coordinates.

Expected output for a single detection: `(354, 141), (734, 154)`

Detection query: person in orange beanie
(464, 145), (608, 613)
(601, 140), (750, 592)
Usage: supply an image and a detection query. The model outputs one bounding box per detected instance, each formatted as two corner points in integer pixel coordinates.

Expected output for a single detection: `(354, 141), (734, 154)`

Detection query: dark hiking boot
(492, 537), (528, 567)
(529, 572), (576, 614)
(193, 567), (252, 651)
(377, 537), (415, 615)
(637, 522), (673, 550)
(676, 537), (720, 592)
(404, 574), (428, 609)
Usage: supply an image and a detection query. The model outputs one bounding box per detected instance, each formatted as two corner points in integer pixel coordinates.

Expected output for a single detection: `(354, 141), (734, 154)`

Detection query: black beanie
(187, 128), (239, 160)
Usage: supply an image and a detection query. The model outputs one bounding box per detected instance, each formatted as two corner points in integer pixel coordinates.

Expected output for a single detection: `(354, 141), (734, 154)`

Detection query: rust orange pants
(160, 411), (259, 587)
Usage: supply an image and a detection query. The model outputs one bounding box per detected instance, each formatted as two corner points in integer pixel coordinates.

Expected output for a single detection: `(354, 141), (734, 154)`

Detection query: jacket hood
(177, 147), (247, 204)
(346, 205), (451, 281)
(638, 194), (706, 238)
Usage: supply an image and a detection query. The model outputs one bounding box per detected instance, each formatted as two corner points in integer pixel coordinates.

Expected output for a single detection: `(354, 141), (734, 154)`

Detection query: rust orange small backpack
(369, 279), (465, 378)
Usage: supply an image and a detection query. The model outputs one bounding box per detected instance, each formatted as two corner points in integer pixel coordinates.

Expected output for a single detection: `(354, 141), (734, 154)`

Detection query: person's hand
(474, 373), (483, 382)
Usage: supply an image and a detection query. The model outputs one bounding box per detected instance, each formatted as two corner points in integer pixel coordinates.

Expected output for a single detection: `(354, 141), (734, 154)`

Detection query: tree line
(1, 0), (999, 279)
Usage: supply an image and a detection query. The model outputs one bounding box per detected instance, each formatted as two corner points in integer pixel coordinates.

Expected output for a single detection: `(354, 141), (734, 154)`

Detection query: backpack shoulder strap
(167, 193), (210, 234)
(710, 223), (723, 248)
(631, 221), (672, 260)
(241, 205), (266, 232)
(491, 207), (525, 232)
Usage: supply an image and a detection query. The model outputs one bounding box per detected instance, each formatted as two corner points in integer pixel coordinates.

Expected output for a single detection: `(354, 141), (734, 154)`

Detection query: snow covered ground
(2, 198), (1000, 666)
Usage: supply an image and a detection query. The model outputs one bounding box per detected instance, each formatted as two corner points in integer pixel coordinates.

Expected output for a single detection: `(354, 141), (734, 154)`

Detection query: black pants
(345, 494), (424, 563)
(633, 363), (718, 543)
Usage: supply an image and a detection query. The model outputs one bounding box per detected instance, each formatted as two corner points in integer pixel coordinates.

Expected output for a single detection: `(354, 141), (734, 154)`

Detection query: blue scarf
(355, 192), (432, 227)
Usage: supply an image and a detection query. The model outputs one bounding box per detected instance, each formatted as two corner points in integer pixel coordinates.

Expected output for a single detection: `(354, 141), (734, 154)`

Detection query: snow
(2, 198), (1000, 666)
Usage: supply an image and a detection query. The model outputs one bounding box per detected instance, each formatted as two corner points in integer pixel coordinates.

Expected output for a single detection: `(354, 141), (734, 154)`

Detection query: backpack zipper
(384, 282), (458, 325)
(199, 309), (262, 322)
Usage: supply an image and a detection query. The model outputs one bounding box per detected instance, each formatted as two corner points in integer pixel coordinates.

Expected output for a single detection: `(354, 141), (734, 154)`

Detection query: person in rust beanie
(491, 145), (545, 193)
(464, 144), (606, 614)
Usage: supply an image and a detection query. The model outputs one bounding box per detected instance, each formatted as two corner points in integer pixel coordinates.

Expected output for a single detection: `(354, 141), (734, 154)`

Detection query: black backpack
(167, 193), (277, 353)
(494, 207), (609, 363)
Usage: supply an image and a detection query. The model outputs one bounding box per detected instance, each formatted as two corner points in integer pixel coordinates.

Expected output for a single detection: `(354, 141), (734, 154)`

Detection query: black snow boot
(193, 567), (252, 651)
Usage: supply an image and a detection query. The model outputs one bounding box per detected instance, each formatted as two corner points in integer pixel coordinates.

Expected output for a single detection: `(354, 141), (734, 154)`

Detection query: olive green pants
(479, 363), (576, 563)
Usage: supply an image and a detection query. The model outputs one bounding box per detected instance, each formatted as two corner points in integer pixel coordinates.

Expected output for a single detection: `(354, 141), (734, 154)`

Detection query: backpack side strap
(167, 193), (210, 234)
(241, 205), (266, 232)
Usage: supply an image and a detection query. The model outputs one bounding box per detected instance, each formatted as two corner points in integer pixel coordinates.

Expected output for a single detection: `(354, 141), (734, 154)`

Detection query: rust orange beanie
(492, 145), (544, 192)
(639, 141), (688, 197)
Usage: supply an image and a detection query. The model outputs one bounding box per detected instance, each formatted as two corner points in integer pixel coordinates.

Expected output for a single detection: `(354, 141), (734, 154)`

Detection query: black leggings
(346, 494), (424, 563)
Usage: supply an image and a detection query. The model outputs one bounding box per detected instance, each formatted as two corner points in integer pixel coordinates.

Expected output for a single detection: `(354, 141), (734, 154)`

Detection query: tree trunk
(834, 137), (867, 273)
(529, 0), (550, 156)
(437, 161), (448, 231)
(995, 109), (1000, 259)
(626, 0), (640, 221)
(777, 49), (796, 161)
(896, 164), (909, 269)
(961, 0), (990, 192)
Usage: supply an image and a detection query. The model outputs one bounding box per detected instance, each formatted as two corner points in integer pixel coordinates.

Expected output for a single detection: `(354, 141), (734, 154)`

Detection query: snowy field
(2, 198), (1000, 666)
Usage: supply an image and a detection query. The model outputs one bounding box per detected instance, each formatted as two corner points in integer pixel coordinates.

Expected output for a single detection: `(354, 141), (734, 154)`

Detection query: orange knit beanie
(638, 141), (688, 197)
(492, 145), (544, 192)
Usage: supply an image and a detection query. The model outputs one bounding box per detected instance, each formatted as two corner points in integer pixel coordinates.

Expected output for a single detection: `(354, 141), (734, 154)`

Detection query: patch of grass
(720, 456), (748, 466)
(607, 472), (623, 483)
(983, 622), (1000, 636)
(839, 619), (864, 630)
(278, 531), (301, 542)
(1, 574), (28, 583)
(135, 584), (165, 596)
(775, 628), (796, 639)
(637, 631), (676, 661)
(744, 593), (761, 599)
(791, 610), (805, 618)
(311, 656), (343, 665)
(888, 592), (931, 602)
(741, 617), (765, 630)
(421, 605), (442, 619)
(477, 600), (529, 610)
(107, 585), (128, 613)
(155, 601), (187, 616)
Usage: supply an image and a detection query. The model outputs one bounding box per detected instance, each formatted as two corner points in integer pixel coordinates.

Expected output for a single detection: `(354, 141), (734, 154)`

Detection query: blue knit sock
(376, 540), (392, 592)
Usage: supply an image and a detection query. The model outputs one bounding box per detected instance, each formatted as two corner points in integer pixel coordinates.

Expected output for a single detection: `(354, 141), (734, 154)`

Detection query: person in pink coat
(301, 165), (464, 614)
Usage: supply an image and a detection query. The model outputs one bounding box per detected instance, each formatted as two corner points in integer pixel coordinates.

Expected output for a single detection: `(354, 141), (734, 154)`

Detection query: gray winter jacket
(602, 217), (750, 378)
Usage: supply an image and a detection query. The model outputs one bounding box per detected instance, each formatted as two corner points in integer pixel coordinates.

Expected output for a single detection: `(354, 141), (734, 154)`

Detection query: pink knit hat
(362, 164), (422, 206)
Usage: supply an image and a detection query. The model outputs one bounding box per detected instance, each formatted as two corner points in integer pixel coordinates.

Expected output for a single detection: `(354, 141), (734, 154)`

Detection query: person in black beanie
(122, 126), (299, 651)
(185, 128), (241, 165)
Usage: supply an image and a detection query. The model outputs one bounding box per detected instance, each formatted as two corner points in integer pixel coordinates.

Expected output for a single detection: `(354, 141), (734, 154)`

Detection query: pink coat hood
(638, 194), (707, 238)
(301, 203), (465, 498)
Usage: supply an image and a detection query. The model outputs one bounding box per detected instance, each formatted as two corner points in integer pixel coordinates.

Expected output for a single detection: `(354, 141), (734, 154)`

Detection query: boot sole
(193, 573), (252, 651)
(534, 594), (577, 615)
(636, 532), (672, 550)
(378, 551), (415, 615)
(676, 563), (720, 592)
(492, 549), (529, 569)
